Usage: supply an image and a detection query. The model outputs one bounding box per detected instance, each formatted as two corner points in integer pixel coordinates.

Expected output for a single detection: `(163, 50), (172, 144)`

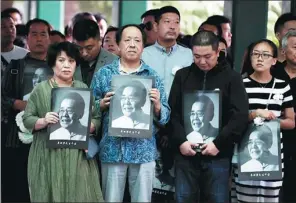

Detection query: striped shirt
(231, 77), (293, 203)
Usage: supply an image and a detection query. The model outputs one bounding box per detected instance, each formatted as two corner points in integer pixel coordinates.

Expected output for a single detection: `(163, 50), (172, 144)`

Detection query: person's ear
(153, 22), (158, 33)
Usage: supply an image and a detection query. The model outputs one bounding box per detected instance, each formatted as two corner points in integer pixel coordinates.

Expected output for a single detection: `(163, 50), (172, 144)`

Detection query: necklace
(257, 81), (269, 89)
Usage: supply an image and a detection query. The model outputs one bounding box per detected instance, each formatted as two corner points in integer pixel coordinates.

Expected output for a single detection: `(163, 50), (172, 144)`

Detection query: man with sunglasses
(140, 9), (159, 47)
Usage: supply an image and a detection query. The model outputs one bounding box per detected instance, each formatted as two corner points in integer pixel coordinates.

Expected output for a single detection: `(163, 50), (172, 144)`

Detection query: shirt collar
(118, 59), (147, 75)
(154, 40), (178, 55)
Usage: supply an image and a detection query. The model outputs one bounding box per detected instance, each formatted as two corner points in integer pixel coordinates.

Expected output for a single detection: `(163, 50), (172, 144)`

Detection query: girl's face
(250, 42), (277, 73)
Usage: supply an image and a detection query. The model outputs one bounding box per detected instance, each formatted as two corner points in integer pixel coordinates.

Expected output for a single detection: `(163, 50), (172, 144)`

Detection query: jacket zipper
(202, 72), (207, 90)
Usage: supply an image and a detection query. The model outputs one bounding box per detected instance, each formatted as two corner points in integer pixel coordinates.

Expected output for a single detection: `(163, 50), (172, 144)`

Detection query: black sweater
(168, 61), (249, 158)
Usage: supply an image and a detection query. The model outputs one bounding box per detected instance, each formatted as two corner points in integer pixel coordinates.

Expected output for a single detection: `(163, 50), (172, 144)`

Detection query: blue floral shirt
(91, 59), (170, 164)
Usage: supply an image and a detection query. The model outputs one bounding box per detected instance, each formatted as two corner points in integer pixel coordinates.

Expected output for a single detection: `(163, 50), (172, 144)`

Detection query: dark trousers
(175, 154), (230, 203)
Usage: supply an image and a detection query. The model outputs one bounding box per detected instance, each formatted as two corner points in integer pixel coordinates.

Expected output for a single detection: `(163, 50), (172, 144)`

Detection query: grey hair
(282, 30), (296, 49)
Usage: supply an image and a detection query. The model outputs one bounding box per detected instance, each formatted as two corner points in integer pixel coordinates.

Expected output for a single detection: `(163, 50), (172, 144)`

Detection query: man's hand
(100, 92), (114, 111)
(150, 88), (161, 117)
(13, 100), (27, 111)
(201, 142), (219, 156)
(179, 141), (198, 156)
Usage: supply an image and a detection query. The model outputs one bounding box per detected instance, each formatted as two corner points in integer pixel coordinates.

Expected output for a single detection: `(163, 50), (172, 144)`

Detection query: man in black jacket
(169, 30), (249, 203)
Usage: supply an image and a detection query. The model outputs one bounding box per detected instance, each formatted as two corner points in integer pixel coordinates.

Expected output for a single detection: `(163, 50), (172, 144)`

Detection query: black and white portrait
(47, 88), (92, 149)
(183, 91), (221, 147)
(23, 67), (53, 101)
(238, 120), (282, 181)
(108, 75), (154, 138)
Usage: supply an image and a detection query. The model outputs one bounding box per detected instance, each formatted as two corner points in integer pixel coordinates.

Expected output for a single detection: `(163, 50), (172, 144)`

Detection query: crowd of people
(1, 5), (296, 203)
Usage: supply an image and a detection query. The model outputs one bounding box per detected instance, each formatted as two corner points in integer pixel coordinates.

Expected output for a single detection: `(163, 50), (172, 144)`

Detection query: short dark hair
(71, 12), (95, 28)
(64, 25), (69, 36)
(94, 12), (107, 23)
(190, 30), (219, 51)
(274, 12), (296, 34)
(102, 26), (119, 46)
(72, 19), (100, 41)
(2, 7), (22, 19)
(50, 30), (66, 39)
(60, 92), (85, 118)
(47, 41), (81, 68)
(119, 80), (147, 108)
(198, 20), (223, 37)
(141, 9), (160, 20)
(155, 6), (180, 23)
(25, 18), (51, 36)
(116, 24), (146, 46)
(1, 12), (13, 20)
(207, 15), (231, 25)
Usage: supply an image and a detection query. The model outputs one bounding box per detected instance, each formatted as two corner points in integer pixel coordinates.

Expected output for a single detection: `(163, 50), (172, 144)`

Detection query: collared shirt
(142, 41), (193, 96)
(91, 58), (171, 164)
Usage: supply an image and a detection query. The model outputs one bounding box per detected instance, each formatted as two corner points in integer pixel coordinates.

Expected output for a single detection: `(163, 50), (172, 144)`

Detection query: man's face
(27, 23), (50, 54)
(120, 86), (141, 117)
(199, 24), (218, 35)
(193, 45), (219, 71)
(73, 37), (101, 62)
(98, 19), (108, 39)
(277, 20), (296, 42)
(190, 102), (205, 132)
(1, 17), (16, 45)
(103, 31), (120, 56)
(142, 15), (157, 45)
(284, 36), (296, 66)
(247, 131), (267, 160)
(59, 99), (78, 128)
(10, 12), (22, 25)
(32, 68), (48, 87)
(221, 23), (232, 47)
(119, 26), (143, 62)
(155, 12), (180, 42)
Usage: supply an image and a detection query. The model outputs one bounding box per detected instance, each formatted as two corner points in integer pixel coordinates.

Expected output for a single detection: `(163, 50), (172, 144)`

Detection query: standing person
(232, 39), (295, 203)
(1, 12), (28, 76)
(272, 30), (296, 202)
(1, 7), (23, 25)
(23, 41), (104, 202)
(169, 30), (249, 203)
(102, 26), (120, 56)
(1, 18), (51, 203)
(274, 13), (296, 63)
(140, 9), (159, 47)
(91, 24), (170, 202)
(94, 12), (108, 39)
(72, 19), (117, 87)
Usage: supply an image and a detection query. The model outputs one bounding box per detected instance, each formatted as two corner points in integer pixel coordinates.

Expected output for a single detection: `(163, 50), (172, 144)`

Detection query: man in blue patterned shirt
(91, 24), (170, 203)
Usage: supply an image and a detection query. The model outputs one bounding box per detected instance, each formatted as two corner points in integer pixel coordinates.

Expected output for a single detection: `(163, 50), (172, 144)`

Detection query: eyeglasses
(139, 22), (153, 31)
(250, 52), (273, 60)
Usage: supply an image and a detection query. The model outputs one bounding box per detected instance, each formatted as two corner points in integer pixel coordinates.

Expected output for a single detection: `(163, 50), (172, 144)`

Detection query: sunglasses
(139, 22), (153, 31)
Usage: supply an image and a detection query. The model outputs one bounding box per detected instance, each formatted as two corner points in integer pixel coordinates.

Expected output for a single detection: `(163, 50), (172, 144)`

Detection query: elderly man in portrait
(186, 95), (219, 146)
(112, 80), (150, 130)
(50, 92), (87, 141)
(241, 125), (279, 172)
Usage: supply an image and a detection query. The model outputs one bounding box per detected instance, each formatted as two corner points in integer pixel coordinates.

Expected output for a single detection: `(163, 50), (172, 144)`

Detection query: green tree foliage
(78, 1), (113, 24)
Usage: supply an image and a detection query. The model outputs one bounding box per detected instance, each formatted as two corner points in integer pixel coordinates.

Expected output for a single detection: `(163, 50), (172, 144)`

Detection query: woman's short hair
(47, 41), (81, 68)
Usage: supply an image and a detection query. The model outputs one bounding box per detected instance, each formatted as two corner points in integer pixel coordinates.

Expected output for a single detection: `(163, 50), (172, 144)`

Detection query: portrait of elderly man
(241, 125), (279, 172)
(50, 92), (88, 141)
(112, 80), (150, 130)
(186, 94), (219, 145)
(23, 67), (53, 101)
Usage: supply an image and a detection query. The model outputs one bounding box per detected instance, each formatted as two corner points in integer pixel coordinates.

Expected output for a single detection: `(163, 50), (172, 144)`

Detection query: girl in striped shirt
(231, 39), (295, 203)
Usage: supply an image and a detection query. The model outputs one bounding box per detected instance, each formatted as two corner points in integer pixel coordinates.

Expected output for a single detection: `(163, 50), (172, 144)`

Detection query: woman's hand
(256, 109), (276, 120)
(44, 112), (59, 125)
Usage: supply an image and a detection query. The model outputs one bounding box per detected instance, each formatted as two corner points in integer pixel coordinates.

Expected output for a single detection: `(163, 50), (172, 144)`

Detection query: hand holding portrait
(179, 141), (198, 156)
(149, 88), (161, 115)
(256, 109), (276, 120)
(44, 112), (59, 125)
(100, 91), (114, 111)
(201, 142), (219, 156)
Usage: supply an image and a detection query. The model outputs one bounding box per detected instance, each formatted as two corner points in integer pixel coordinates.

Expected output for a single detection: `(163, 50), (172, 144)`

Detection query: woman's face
(250, 42), (277, 73)
(247, 131), (267, 160)
(53, 51), (76, 81)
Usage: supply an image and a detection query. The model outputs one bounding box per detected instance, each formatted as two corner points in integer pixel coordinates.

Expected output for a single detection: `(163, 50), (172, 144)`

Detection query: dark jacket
(168, 61), (249, 158)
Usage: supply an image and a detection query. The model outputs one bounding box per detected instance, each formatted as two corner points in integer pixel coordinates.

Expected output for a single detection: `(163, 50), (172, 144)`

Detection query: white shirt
(1, 45), (29, 63)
